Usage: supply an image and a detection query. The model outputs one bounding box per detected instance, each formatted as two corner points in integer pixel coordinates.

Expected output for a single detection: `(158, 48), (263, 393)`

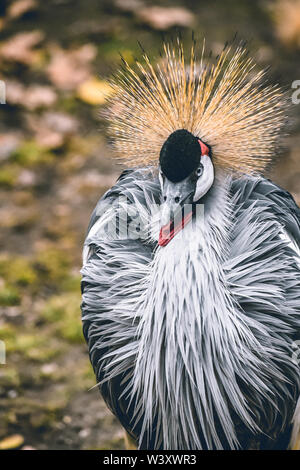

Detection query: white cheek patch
(193, 155), (214, 202)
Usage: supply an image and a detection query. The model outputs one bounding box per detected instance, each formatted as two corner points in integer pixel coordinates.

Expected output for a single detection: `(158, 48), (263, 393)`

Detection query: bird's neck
(133, 175), (245, 448)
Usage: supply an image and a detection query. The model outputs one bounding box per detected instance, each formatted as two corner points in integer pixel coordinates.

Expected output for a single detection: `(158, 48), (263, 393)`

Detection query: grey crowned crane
(81, 39), (300, 450)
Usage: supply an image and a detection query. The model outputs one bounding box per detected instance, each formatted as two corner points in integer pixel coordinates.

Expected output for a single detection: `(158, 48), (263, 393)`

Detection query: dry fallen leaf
(26, 112), (79, 148)
(6, 81), (57, 110)
(5, 80), (23, 105)
(136, 6), (195, 30)
(77, 77), (114, 105)
(24, 85), (57, 110)
(41, 112), (79, 134)
(17, 169), (37, 187)
(0, 133), (22, 161)
(46, 44), (97, 91)
(0, 434), (24, 450)
(272, 0), (300, 48)
(7, 0), (37, 20)
(30, 128), (64, 149)
(0, 30), (44, 65)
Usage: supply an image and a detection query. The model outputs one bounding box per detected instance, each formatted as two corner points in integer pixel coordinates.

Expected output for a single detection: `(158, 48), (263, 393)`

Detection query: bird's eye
(196, 164), (204, 177)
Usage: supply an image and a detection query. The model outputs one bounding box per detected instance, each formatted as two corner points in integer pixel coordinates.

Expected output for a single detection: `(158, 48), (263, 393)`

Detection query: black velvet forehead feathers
(159, 129), (202, 183)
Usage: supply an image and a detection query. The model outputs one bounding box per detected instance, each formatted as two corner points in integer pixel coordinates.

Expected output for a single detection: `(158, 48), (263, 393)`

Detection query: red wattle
(158, 209), (193, 247)
(198, 139), (209, 156)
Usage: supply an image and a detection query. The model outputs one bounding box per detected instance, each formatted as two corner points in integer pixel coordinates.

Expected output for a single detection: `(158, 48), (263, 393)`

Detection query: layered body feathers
(81, 39), (300, 449)
(81, 169), (300, 449)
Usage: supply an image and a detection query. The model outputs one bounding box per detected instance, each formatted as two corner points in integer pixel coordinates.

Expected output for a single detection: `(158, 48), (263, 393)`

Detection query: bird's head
(158, 129), (214, 246)
(106, 39), (288, 247)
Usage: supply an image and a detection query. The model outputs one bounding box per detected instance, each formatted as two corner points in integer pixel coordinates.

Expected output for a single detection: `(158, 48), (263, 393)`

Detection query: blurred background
(0, 0), (299, 450)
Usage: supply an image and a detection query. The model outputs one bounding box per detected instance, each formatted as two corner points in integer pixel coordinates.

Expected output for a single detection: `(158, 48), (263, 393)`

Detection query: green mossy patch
(0, 165), (20, 189)
(0, 367), (20, 389)
(41, 292), (82, 344)
(0, 286), (21, 306)
(34, 248), (72, 288)
(10, 141), (54, 167)
(0, 255), (38, 288)
(60, 274), (81, 293)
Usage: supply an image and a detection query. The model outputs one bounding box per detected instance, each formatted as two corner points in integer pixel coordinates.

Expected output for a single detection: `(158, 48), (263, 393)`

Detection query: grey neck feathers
(131, 174), (286, 449)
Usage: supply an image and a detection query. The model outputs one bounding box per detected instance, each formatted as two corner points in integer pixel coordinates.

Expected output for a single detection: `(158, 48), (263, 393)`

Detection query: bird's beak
(159, 178), (195, 247)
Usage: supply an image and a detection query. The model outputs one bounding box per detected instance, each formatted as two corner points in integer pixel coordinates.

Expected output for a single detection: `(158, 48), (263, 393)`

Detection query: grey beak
(160, 177), (195, 227)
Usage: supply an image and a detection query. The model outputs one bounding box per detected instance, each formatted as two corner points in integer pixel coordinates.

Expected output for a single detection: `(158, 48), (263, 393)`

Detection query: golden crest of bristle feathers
(105, 39), (288, 174)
